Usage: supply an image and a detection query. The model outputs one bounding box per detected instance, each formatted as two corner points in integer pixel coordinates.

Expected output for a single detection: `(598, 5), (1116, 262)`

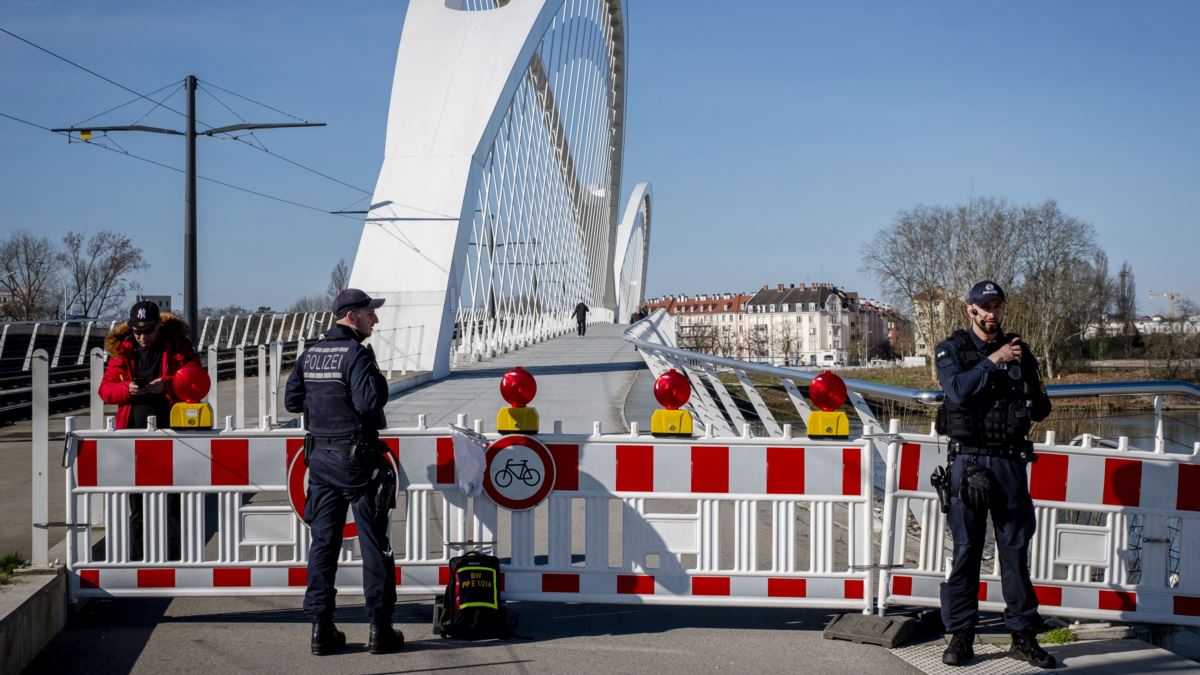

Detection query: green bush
(0, 552), (26, 584)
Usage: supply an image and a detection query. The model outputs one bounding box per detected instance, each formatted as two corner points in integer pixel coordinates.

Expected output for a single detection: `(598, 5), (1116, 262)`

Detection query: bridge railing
(623, 310), (1200, 453)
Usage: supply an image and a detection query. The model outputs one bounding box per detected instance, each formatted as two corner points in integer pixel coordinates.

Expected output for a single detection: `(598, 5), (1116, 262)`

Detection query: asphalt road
(27, 595), (921, 674)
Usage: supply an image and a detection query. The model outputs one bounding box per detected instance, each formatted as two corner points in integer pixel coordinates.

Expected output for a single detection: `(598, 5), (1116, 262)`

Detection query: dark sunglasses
(132, 325), (159, 336)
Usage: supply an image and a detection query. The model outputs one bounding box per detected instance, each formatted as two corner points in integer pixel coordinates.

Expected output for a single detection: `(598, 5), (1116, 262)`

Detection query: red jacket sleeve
(98, 355), (132, 404)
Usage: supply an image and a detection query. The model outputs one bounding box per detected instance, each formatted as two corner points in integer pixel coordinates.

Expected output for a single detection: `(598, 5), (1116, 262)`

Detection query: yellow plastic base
(497, 406), (539, 434)
(806, 410), (849, 437)
(651, 409), (693, 436)
(170, 402), (214, 429)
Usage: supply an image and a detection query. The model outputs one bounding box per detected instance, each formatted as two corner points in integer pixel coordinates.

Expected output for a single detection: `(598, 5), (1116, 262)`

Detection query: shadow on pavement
(27, 598), (171, 674)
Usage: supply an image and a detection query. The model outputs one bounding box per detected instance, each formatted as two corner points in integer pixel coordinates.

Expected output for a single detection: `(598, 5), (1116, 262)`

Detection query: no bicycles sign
(483, 434), (557, 511)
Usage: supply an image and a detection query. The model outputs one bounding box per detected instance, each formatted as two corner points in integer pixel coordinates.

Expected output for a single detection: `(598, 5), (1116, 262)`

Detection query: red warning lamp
(806, 370), (849, 437)
(499, 366), (537, 408)
(168, 363), (213, 429)
(653, 369), (691, 410)
(498, 367), (539, 433)
(173, 363), (211, 404)
(808, 370), (847, 412)
(651, 369), (693, 436)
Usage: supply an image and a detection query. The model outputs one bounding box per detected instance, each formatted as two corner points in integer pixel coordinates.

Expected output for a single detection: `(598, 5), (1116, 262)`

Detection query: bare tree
(58, 230), (149, 319)
(774, 324), (802, 366)
(0, 230), (61, 320)
(748, 324), (771, 363)
(289, 294), (329, 313)
(1003, 201), (1104, 378)
(679, 320), (717, 354)
(327, 258), (350, 300)
(864, 197), (1105, 379)
(1147, 299), (1199, 380)
(714, 326), (739, 358)
(1116, 261), (1137, 355)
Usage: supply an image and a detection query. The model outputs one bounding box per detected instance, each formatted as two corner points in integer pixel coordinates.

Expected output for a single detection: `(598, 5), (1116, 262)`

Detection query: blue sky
(2, 1), (1197, 316)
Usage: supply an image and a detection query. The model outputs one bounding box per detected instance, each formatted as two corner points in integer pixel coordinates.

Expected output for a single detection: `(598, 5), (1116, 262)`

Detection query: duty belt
(948, 439), (1018, 458)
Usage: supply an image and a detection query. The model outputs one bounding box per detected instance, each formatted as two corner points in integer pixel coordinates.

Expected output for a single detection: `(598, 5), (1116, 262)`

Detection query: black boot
(1010, 630), (1056, 668)
(942, 629), (975, 666)
(368, 623), (405, 654)
(311, 621), (346, 656)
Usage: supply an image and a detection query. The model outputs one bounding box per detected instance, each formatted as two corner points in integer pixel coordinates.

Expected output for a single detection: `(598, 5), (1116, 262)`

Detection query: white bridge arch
(349, 0), (650, 376)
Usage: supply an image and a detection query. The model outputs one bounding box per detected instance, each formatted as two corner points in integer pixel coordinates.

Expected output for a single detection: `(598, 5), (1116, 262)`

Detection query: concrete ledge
(387, 370), (438, 398)
(0, 566), (67, 674)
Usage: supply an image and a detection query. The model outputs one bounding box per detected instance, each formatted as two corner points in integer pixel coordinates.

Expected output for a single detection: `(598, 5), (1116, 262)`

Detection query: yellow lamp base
(497, 406), (539, 434)
(806, 410), (849, 437)
(651, 409), (693, 436)
(170, 402), (214, 429)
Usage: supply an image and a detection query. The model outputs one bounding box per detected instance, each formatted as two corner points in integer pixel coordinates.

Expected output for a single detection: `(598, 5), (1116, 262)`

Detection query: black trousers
(129, 493), (181, 561)
(303, 442), (396, 624)
(577, 319), (586, 336)
(940, 453), (1042, 633)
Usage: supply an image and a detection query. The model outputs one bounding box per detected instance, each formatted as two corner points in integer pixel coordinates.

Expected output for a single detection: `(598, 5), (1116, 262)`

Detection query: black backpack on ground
(432, 550), (515, 639)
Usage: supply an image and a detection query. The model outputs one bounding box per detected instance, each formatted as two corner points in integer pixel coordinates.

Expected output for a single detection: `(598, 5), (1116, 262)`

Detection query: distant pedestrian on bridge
(574, 301), (590, 335)
(98, 300), (199, 562)
(285, 288), (404, 656)
(935, 280), (1054, 669)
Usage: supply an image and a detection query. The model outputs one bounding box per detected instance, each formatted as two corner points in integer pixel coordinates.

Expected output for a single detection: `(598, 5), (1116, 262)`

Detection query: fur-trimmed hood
(104, 313), (192, 358)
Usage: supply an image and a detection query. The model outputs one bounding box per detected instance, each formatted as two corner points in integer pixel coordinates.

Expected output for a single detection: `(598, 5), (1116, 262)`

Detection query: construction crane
(1148, 290), (1180, 318)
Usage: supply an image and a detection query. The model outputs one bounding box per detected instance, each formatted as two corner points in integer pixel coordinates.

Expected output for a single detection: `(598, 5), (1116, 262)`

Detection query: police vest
(936, 329), (1032, 447)
(299, 331), (379, 439)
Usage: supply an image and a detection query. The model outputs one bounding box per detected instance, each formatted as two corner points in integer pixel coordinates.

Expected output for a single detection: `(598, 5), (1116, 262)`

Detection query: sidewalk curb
(0, 565), (67, 674)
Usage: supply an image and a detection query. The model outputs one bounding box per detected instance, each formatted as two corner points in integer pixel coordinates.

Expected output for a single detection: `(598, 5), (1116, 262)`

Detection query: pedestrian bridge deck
(386, 323), (646, 433)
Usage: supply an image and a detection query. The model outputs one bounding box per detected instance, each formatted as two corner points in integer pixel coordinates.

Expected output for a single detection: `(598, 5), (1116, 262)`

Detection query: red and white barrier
(64, 424), (876, 613)
(877, 430), (1200, 626)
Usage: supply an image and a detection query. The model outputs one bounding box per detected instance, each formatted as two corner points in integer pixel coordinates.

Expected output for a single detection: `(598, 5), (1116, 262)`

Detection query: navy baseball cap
(332, 288), (384, 317)
(967, 280), (1006, 306)
(128, 300), (161, 330)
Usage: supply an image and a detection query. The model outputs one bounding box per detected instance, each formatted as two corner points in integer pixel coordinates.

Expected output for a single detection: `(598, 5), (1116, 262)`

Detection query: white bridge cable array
(348, 0), (645, 376)
(454, 0), (629, 360)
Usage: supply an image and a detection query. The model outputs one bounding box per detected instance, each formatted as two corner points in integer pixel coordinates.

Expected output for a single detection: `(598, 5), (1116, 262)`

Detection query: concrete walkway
(385, 323), (646, 433)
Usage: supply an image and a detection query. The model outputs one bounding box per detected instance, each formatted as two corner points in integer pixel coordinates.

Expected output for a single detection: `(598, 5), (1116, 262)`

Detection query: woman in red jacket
(98, 300), (200, 560)
(99, 301), (200, 430)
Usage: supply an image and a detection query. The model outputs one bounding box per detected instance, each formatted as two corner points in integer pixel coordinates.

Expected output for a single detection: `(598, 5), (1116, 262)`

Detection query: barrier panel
(877, 430), (1200, 626)
(64, 421), (875, 612)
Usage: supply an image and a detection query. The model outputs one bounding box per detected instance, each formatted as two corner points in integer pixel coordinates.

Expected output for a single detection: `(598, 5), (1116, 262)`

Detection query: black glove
(372, 464), (397, 512)
(960, 463), (994, 513)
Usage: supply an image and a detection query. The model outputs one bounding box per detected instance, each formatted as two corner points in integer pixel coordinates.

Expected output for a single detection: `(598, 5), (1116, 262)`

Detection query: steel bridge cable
(0, 111), (359, 220)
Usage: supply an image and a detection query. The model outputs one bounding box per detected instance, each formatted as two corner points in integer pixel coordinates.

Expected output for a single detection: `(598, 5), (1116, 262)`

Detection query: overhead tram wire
(2, 27), (458, 219)
(197, 80), (372, 195)
(72, 80), (182, 128)
(0, 26), (221, 132)
(0, 111), (359, 221)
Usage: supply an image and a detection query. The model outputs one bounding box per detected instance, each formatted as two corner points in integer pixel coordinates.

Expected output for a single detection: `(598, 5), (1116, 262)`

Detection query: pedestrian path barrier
(61, 419), (875, 612)
(877, 425), (1200, 627)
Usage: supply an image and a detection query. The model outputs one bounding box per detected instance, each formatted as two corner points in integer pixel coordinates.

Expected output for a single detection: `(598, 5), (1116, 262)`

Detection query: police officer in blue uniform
(285, 288), (404, 656)
(935, 280), (1055, 668)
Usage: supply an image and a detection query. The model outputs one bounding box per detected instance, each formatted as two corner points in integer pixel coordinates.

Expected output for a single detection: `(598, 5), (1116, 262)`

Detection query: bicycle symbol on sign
(493, 457), (541, 488)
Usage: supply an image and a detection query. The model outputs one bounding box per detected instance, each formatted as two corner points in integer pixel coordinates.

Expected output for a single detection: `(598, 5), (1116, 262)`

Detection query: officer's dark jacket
(935, 329), (1051, 447)
(285, 324), (387, 439)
